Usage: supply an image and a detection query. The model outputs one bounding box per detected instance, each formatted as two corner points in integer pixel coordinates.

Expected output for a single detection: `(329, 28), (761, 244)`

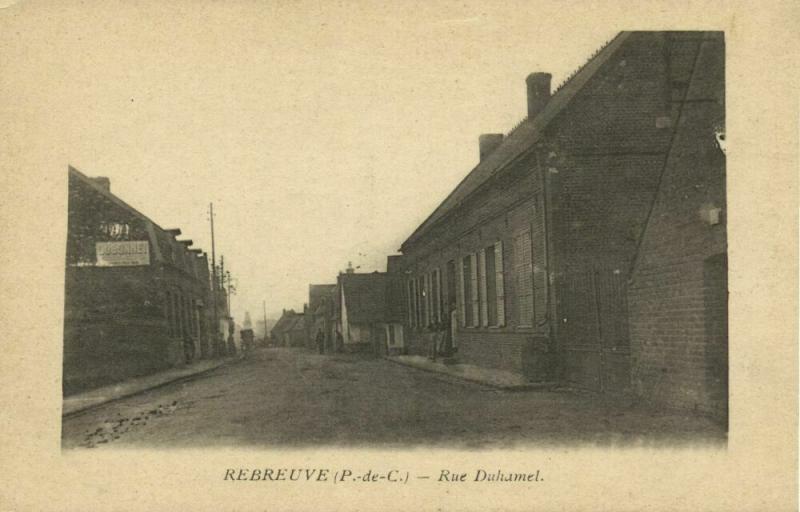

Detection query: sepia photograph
(60, 31), (728, 450)
(0, 1), (796, 511)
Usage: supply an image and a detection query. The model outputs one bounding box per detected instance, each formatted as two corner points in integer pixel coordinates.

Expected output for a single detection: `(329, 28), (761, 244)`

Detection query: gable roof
(68, 165), (209, 277)
(271, 310), (305, 335)
(309, 284), (336, 315)
(340, 272), (388, 324)
(339, 272), (406, 324)
(400, 32), (630, 250)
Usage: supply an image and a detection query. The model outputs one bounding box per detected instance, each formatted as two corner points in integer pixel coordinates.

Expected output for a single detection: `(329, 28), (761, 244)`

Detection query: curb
(384, 357), (556, 392)
(62, 358), (237, 418)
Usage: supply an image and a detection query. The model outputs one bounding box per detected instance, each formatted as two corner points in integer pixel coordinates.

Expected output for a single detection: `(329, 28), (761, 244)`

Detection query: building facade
(64, 166), (215, 396)
(270, 309), (306, 348)
(337, 268), (405, 355)
(397, 32), (726, 418)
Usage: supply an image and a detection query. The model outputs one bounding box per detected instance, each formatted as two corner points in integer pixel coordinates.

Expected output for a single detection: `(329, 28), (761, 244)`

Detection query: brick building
(64, 166), (215, 396)
(397, 32), (726, 418)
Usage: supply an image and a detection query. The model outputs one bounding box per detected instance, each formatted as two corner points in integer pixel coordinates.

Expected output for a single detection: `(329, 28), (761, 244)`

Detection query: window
(485, 246), (497, 326)
(423, 273), (430, 326)
(461, 256), (472, 327)
(432, 268), (442, 323)
(407, 279), (415, 326)
(478, 250), (488, 326)
(416, 275), (423, 326)
(470, 253), (479, 327)
(446, 260), (457, 315)
(514, 230), (534, 326)
(494, 241), (506, 326)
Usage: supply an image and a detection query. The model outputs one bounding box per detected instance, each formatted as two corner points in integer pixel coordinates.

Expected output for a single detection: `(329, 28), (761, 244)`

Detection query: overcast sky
(1, 1), (616, 322)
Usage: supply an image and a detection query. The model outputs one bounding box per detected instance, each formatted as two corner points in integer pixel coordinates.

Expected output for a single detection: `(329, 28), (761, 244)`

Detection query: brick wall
(63, 266), (183, 395)
(398, 33), (726, 404)
(627, 34), (726, 420)
(64, 169), (212, 395)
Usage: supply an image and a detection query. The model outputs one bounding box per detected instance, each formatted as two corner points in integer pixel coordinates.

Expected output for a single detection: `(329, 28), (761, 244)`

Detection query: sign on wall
(95, 241), (150, 267)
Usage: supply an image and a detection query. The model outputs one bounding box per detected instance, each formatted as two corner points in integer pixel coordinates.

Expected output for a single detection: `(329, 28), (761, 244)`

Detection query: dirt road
(62, 348), (725, 449)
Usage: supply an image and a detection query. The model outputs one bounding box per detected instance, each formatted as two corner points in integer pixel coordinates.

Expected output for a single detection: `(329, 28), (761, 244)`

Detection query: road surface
(62, 348), (725, 449)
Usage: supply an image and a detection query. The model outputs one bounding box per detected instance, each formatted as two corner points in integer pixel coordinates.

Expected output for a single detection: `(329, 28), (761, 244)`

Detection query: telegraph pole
(209, 203), (219, 354)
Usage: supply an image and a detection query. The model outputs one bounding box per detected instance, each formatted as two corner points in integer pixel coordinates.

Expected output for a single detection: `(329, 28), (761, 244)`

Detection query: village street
(62, 348), (725, 449)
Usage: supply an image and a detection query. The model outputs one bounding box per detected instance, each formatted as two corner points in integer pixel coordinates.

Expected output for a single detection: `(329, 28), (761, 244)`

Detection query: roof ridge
(400, 31), (629, 250)
(553, 35), (619, 94)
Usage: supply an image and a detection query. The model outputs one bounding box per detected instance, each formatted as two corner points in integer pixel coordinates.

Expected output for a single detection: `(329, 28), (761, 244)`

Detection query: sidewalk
(386, 355), (555, 391)
(62, 357), (235, 417)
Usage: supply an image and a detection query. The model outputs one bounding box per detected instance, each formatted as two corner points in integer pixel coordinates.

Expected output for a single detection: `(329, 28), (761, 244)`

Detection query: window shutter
(459, 257), (466, 327)
(478, 249), (488, 327)
(470, 253), (479, 327)
(407, 279), (414, 326)
(494, 241), (505, 326)
(422, 272), (431, 327)
(436, 268), (442, 323)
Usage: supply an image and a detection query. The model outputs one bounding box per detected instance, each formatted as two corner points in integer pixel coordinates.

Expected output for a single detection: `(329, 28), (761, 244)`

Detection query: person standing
(315, 328), (325, 354)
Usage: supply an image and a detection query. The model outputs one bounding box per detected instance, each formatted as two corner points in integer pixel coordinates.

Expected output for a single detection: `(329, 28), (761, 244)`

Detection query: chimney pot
(478, 133), (504, 162)
(91, 176), (111, 192)
(526, 72), (552, 119)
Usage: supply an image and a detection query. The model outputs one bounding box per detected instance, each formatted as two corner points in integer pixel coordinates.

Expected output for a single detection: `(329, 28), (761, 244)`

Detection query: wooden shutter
(436, 268), (442, 323)
(478, 249), (488, 327)
(494, 241), (505, 326)
(407, 279), (414, 326)
(470, 253), (479, 327)
(458, 257), (466, 327)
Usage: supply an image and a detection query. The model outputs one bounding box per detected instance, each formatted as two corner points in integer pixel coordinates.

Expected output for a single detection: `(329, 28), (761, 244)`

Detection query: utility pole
(209, 203), (219, 353)
(226, 270), (233, 316)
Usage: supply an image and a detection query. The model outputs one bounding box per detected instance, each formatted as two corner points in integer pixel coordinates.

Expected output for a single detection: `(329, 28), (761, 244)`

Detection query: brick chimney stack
(478, 133), (504, 162)
(526, 72), (552, 119)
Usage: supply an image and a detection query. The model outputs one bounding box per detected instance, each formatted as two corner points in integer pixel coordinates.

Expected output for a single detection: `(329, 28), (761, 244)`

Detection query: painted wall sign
(95, 241), (150, 267)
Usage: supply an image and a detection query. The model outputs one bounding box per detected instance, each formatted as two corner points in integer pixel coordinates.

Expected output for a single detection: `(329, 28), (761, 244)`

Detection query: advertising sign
(95, 241), (150, 267)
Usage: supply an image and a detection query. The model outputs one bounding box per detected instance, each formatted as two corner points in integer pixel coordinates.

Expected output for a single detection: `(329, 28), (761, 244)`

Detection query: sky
(0, 1), (616, 322)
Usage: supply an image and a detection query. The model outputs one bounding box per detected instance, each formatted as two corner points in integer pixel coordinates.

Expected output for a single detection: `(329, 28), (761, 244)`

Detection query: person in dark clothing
(335, 330), (344, 353)
(315, 328), (325, 354)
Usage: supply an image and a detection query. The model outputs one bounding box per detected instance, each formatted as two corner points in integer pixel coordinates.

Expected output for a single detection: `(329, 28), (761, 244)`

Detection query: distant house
(306, 284), (337, 352)
(337, 266), (405, 355)
(270, 309), (306, 348)
(396, 32), (726, 419)
(64, 166), (215, 396)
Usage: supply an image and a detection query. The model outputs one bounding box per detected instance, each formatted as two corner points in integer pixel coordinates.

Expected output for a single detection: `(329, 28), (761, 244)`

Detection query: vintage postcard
(0, 1), (797, 511)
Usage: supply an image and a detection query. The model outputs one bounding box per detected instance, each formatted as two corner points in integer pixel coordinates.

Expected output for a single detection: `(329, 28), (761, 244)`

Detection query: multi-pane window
(514, 230), (534, 327)
(460, 245), (506, 328)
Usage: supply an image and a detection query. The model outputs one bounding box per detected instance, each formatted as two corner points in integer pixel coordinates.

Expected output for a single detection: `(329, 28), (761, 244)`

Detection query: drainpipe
(536, 147), (559, 381)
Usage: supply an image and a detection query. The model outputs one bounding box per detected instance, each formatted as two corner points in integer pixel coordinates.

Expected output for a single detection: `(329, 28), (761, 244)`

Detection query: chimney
(526, 72), (552, 119)
(478, 133), (504, 161)
(91, 177), (111, 192)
